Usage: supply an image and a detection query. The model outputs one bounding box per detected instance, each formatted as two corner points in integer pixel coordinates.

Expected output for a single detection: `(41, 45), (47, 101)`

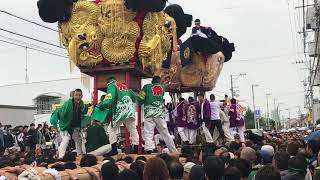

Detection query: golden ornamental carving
(58, 0), (186, 77)
(160, 51), (182, 90)
(59, 0), (103, 66)
(98, 0), (139, 63)
(183, 47), (190, 59)
(139, 12), (172, 75)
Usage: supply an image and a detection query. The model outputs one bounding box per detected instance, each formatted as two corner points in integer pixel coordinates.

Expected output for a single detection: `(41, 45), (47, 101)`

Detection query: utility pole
(252, 84), (259, 129)
(230, 75), (234, 98)
(25, 46), (29, 83)
(266, 93), (272, 130)
(230, 73), (246, 98)
(273, 98), (277, 130)
(286, 108), (291, 128)
(303, 0), (306, 54)
(278, 103), (283, 129)
(257, 107), (260, 129)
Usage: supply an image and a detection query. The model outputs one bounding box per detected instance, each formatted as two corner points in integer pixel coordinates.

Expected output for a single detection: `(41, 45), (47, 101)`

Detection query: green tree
(258, 117), (267, 129)
(245, 108), (255, 129)
(270, 119), (275, 129)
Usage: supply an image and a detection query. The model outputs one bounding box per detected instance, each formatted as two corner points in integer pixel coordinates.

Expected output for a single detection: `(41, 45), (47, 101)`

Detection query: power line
(0, 9), (58, 32)
(231, 53), (297, 63)
(287, 0), (299, 60)
(0, 39), (68, 58)
(0, 77), (81, 87)
(0, 34), (67, 56)
(0, 27), (63, 49)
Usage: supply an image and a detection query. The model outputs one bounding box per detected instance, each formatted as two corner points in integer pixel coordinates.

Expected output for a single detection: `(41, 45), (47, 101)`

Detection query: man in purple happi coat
(197, 92), (214, 143)
(174, 97), (188, 144)
(184, 97), (199, 144)
(228, 98), (245, 143)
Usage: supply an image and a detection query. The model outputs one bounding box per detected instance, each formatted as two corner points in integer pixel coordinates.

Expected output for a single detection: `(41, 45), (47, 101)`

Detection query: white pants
(185, 129), (197, 144)
(223, 124), (235, 142)
(58, 128), (83, 159)
(107, 117), (139, 145)
(143, 117), (177, 152)
(230, 126), (245, 142)
(154, 134), (175, 145)
(212, 123), (234, 144)
(177, 127), (188, 142)
(88, 144), (112, 156)
(201, 123), (213, 143)
(177, 127), (197, 144)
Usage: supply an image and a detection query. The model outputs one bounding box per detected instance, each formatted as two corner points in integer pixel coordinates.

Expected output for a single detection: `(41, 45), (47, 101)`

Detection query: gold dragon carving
(139, 12), (171, 76)
(57, 0), (225, 91)
(58, 0), (103, 66)
(98, 0), (140, 63)
(58, 0), (172, 72)
(159, 14), (182, 90)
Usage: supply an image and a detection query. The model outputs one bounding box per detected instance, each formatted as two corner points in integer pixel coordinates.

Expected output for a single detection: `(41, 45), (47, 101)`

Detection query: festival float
(37, 0), (235, 150)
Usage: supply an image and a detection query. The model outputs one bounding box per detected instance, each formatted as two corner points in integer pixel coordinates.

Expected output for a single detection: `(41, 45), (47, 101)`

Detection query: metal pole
(257, 113), (260, 129)
(311, 0), (318, 130)
(311, 87), (315, 129)
(25, 46), (29, 83)
(303, 0), (306, 54)
(252, 85), (257, 129)
(273, 98), (277, 130)
(230, 75), (234, 98)
(266, 95), (270, 130)
(278, 104), (282, 129)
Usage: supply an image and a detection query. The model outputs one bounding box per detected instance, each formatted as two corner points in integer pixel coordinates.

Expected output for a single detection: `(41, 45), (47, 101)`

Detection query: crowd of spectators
(0, 122), (58, 154)
(0, 125), (320, 180)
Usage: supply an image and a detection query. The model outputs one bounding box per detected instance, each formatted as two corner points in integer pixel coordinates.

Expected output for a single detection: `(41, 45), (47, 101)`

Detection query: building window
(34, 95), (61, 114)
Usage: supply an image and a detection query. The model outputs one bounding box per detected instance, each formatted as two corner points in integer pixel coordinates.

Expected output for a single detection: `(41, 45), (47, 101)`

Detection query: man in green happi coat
(137, 76), (177, 153)
(52, 89), (89, 159)
(93, 77), (139, 155)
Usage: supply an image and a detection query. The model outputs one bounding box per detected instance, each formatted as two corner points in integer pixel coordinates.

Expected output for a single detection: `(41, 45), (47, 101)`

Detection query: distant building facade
(0, 105), (36, 127)
(0, 78), (92, 126)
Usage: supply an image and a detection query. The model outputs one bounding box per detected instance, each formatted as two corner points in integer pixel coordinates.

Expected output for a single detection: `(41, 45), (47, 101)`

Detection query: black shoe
(143, 150), (152, 154)
(132, 145), (139, 154)
(105, 143), (118, 156)
(105, 150), (118, 157)
(152, 149), (159, 153)
(183, 141), (190, 145)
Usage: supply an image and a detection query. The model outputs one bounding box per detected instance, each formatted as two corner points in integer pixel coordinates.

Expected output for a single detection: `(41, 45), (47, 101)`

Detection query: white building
(0, 78), (92, 126)
(0, 105), (36, 127)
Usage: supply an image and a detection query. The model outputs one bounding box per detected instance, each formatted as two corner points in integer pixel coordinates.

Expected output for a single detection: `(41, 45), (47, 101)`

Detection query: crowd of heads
(0, 120), (320, 180)
(0, 122), (58, 166)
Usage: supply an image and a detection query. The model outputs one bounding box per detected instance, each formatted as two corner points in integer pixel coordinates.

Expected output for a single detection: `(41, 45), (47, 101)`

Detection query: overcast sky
(0, 0), (311, 119)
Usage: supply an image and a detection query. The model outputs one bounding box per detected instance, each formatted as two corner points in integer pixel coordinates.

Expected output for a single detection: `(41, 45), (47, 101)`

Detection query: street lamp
(266, 93), (272, 130)
(251, 84), (259, 129)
